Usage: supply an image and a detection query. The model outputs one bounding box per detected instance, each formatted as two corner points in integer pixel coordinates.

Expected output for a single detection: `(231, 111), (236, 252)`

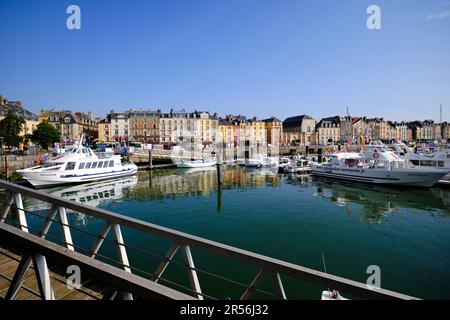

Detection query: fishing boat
(174, 158), (217, 168)
(284, 158), (313, 174)
(17, 136), (137, 188)
(312, 141), (449, 187)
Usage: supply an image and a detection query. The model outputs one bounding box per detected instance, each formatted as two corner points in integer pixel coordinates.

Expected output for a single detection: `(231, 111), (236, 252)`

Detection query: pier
(0, 180), (419, 300)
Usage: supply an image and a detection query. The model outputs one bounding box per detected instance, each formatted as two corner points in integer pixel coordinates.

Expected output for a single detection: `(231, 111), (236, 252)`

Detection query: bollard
(148, 149), (153, 170)
(4, 155), (8, 180)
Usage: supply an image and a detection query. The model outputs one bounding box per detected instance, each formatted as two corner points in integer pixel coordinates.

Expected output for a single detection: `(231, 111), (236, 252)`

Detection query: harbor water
(4, 167), (450, 299)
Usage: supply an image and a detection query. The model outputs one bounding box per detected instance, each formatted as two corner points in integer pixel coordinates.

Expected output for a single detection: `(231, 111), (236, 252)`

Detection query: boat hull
(176, 161), (217, 168)
(18, 166), (138, 188)
(312, 165), (447, 187)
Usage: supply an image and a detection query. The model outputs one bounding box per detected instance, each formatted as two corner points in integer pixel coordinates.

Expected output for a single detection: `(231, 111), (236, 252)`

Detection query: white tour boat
(312, 142), (449, 187)
(17, 139), (138, 188)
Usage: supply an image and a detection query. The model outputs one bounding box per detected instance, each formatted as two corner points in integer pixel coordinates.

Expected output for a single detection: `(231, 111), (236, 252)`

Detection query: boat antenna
(322, 252), (328, 274)
(322, 252), (332, 296)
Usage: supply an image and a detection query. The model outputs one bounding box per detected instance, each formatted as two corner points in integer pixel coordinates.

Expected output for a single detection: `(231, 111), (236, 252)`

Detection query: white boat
(391, 142), (450, 180)
(321, 290), (348, 300)
(284, 158), (312, 174)
(245, 155), (278, 168)
(17, 136), (137, 188)
(312, 142), (449, 187)
(174, 158), (217, 168)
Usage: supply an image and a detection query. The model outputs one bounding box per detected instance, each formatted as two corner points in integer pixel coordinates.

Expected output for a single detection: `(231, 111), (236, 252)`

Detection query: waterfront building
(0, 99), (38, 135)
(97, 110), (130, 143)
(339, 116), (353, 143)
(192, 110), (219, 146)
(262, 117), (283, 147)
(38, 109), (97, 142)
(395, 122), (408, 142)
(282, 115), (316, 145)
(441, 122), (450, 142)
(128, 109), (161, 143)
(352, 117), (371, 143)
(367, 118), (390, 142)
(315, 116), (340, 145)
(0, 98), (39, 144)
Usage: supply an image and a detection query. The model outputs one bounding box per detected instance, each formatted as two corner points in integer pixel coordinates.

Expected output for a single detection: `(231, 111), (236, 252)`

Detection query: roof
(0, 100), (38, 121)
(282, 115), (314, 129)
(262, 116), (282, 123)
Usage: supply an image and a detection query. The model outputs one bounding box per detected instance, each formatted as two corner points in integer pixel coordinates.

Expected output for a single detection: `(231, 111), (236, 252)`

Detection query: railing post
(32, 254), (55, 300)
(14, 193), (28, 232)
(181, 245), (203, 300)
(112, 223), (133, 300)
(58, 207), (74, 251)
(0, 193), (14, 223)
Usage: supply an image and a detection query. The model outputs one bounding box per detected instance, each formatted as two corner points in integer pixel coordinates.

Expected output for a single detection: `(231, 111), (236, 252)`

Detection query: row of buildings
(1, 95), (448, 148)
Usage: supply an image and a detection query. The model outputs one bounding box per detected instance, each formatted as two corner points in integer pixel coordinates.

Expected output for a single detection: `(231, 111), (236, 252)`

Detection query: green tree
(31, 121), (61, 149)
(0, 110), (25, 148)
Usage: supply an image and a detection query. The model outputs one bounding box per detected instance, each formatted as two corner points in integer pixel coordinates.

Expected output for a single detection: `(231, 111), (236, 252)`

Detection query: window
(79, 163), (85, 169)
(103, 161), (109, 168)
(98, 161), (104, 168)
(109, 160), (114, 167)
(85, 162), (92, 169)
(92, 162), (98, 169)
(66, 162), (76, 170)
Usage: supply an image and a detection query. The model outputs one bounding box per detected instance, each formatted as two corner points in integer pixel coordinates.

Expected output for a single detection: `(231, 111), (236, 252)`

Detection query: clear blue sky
(1, 0), (449, 122)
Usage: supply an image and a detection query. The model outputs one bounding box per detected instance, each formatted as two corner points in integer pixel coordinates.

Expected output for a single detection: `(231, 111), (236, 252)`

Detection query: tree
(31, 121), (61, 149)
(0, 110), (25, 149)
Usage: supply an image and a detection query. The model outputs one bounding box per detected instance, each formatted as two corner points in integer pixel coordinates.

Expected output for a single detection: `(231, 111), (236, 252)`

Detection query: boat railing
(0, 180), (419, 300)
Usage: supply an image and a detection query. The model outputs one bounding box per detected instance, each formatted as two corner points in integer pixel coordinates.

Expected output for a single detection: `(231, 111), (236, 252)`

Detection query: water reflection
(23, 177), (138, 225)
(18, 167), (450, 225)
(311, 177), (450, 222)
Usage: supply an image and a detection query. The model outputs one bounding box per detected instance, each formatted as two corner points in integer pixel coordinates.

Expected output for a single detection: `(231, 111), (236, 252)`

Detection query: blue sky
(0, 0), (449, 121)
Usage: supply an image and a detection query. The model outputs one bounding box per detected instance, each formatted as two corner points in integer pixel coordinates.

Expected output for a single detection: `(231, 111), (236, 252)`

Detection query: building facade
(315, 116), (340, 145)
(282, 115), (316, 145)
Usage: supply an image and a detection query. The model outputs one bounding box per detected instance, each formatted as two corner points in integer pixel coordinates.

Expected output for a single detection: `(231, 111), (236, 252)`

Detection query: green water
(7, 167), (450, 299)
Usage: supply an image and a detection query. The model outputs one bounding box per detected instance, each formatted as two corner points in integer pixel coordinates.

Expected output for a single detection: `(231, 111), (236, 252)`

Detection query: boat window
(98, 161), (103, 168)
(438, 161), (444, 167)
(85, 162), (92, 169)
(78, 163), (85, 169)
(109, 160), (114, 167)
(66, 162), (76, 170)
(103, 161), (109, 168)
(92, 162), (98, 169)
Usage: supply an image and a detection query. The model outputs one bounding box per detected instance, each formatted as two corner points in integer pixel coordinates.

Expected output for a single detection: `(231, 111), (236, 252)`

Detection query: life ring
(373, 152), (380, 159)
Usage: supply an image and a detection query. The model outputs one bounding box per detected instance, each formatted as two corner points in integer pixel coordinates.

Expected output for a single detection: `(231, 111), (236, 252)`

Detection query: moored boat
(312, 142), (449, 187)
(174, 158), (217, 168)
(17, 137), (137, 188)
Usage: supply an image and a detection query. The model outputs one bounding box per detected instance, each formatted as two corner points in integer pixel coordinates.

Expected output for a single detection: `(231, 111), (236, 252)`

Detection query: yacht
(312, 142), (449, 187)
(17, 137), (138, 188)
(391, 142), (450, 180)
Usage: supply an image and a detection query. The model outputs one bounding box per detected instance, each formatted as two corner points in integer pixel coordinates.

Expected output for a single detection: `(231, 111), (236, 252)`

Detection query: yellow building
(128, 109), (161, 143)
(97, 110), (129, 143)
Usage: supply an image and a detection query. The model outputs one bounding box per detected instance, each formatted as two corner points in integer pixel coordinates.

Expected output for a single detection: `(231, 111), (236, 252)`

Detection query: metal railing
(0, 180), (419, 300)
